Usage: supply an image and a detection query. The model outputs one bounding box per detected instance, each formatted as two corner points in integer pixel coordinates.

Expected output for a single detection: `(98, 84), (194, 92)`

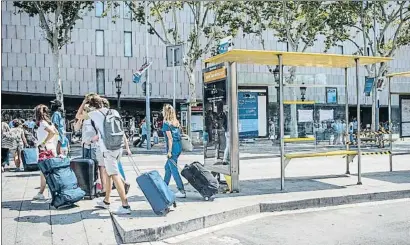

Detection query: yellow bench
(284, 137), (316, 143)
(284, 150), (358, 169)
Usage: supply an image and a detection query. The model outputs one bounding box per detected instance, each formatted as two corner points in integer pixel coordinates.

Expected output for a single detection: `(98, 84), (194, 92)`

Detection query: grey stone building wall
(2, 1), (410, 106)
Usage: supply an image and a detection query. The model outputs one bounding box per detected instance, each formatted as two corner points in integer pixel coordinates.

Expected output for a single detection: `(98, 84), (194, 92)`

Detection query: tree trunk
(287, 67), (298, 138)
(186, 66), (196, 138)
(188, 67), (196, 103)
(53, 48), (64, 110)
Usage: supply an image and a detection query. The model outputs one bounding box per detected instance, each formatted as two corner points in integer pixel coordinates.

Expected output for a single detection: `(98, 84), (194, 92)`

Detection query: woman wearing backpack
(162, 104), (186, 198)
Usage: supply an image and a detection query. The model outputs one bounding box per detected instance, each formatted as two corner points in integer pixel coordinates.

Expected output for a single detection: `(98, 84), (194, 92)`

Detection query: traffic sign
(218, 36), (233, 54)
(166, 44), (184, 67)
(132, 61), (152, 84)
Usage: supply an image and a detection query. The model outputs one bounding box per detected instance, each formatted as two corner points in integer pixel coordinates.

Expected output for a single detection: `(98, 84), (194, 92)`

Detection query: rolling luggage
(129, 156), (176, 216)
(38, 157), (85, 208)
(70, 145), (98, 199)
(181, 161), (219, 201)
(21, 148), (39, 171)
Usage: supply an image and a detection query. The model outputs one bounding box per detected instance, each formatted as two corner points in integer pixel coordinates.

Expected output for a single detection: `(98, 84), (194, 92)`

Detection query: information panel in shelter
(399, 96), (410, 138)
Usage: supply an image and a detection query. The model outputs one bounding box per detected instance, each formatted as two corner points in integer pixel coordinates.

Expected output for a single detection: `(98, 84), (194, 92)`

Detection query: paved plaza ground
(2, 142), (410, 244)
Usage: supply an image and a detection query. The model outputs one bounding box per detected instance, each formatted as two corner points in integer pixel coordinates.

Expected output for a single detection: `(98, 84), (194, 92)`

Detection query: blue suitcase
(21, 148), (39, 171)
(38, 157), (85, 208)
(136, 170), (176, 216)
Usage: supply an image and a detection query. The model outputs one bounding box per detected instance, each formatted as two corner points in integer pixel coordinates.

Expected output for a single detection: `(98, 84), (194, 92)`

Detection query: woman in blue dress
(162, 104), (186, 198)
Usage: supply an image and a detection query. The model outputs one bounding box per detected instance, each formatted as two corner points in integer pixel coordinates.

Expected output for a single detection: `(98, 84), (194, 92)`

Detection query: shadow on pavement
(14, 208), (106, 225)
(116, 209), (163, 218)
(2, 200), (49, 211)
(5, 173), (41, 178)
(175, 174), (349, 203)
(360, 170), (410, 184)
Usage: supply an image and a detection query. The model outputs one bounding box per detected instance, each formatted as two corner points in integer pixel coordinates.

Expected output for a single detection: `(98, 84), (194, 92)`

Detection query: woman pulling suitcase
(162, 104), (186, 198)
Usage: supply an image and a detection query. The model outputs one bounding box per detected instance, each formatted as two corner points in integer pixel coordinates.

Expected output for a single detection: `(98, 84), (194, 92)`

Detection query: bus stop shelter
(204, 49), (392, 191)
(386, 71), (410, 171)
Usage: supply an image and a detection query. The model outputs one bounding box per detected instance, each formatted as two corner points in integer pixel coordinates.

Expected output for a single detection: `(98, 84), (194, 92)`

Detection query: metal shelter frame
(204, 49), (392, 191)
(386, 71), (410, 171)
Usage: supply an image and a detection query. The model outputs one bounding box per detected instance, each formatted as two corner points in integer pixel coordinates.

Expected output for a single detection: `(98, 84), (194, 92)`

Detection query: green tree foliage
(109, 1), (234, 104)
(14, 1), (93, 109)
(326, 1), (410, 76)
(217, 1), (345, 137)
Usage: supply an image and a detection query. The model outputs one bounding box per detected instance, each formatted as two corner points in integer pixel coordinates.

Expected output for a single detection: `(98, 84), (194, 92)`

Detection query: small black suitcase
(70, 145), (98, 199)
(181, 161), (219, 201)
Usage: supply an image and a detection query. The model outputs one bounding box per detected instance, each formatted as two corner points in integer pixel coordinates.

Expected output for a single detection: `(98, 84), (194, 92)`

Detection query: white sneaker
(96, 199), (110, 209)
(33, 193), (45, 200)
(112, 206), (131, 215)
(175, 191), (186, 198)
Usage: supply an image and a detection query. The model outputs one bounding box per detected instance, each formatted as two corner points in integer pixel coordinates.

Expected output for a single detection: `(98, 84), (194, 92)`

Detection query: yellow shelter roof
(386, 71), (410, 78)
(204, 49), (392, 68)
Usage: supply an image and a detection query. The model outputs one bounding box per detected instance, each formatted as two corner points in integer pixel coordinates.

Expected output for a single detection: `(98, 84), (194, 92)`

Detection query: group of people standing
(1, 92), (188, 214)
(1, 100), (68, 173)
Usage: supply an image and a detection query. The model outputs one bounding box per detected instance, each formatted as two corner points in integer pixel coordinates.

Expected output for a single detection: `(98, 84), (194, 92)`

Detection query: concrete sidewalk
(2, 153), (410, 244)
(113, 154), (410, 243)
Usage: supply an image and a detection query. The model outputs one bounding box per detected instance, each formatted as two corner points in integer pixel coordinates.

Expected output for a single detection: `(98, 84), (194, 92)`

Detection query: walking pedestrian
(75, 103), (107, 194)
(2, 122), (14, 172)
(100, 97), (131, 194)
(162, 104), (186, 198)
(137, 119), (148, 148)
(222, 108), (229, 165)
(33, 104), (59, 200)
(10, 120), (28, 171)
(78, 94), (131, 214)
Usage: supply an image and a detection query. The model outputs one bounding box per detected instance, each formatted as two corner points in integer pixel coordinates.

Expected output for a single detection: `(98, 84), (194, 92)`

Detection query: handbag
(38, 147), (55, 162)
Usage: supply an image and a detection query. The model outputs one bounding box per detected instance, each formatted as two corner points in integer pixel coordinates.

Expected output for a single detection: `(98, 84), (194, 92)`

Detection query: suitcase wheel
(204, 196), (215, 201)
(155, 208), (170, 216)
(173, 202), (177, 208)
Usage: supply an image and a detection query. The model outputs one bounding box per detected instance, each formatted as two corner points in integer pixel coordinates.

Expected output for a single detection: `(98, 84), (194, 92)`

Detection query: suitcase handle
(127, 155), (142, 177)
(168, 158), (182, 173)
(82, 143), (92, 159)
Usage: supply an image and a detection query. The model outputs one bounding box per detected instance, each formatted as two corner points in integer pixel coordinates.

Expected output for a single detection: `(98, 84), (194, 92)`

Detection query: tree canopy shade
(326, 1), (410, 76)
(107, 1), (235, 104)
(216, 1), (349, 137)
(14, 1), (93, 109)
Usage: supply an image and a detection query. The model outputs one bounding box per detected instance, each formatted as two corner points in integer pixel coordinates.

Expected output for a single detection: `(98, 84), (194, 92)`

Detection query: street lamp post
(115, 75), (123, 110)
(272, 65), (280, 140)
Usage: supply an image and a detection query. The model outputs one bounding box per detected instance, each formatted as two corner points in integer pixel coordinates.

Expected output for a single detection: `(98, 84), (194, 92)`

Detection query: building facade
(2, 1), (410, 126)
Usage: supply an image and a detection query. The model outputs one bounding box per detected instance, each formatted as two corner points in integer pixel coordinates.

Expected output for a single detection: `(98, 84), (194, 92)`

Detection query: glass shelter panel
(203, 64), (230, 175)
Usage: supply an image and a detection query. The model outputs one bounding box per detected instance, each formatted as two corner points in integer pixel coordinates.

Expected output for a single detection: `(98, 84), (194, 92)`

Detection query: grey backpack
(99, 109), (124, 150)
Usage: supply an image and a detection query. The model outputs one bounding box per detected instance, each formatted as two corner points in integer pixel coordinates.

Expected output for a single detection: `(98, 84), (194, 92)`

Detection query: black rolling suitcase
(70, 145), (98, 199)
(181, 161), (219, 201)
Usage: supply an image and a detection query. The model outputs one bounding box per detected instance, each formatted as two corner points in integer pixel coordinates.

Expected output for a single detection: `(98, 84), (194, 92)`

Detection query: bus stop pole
(278, 54), (285, 190)
(355, 58), (362, 185)
(344, 68), (350, 174)
(228, 62), (240, 192)
(388, 77), (393, 171)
